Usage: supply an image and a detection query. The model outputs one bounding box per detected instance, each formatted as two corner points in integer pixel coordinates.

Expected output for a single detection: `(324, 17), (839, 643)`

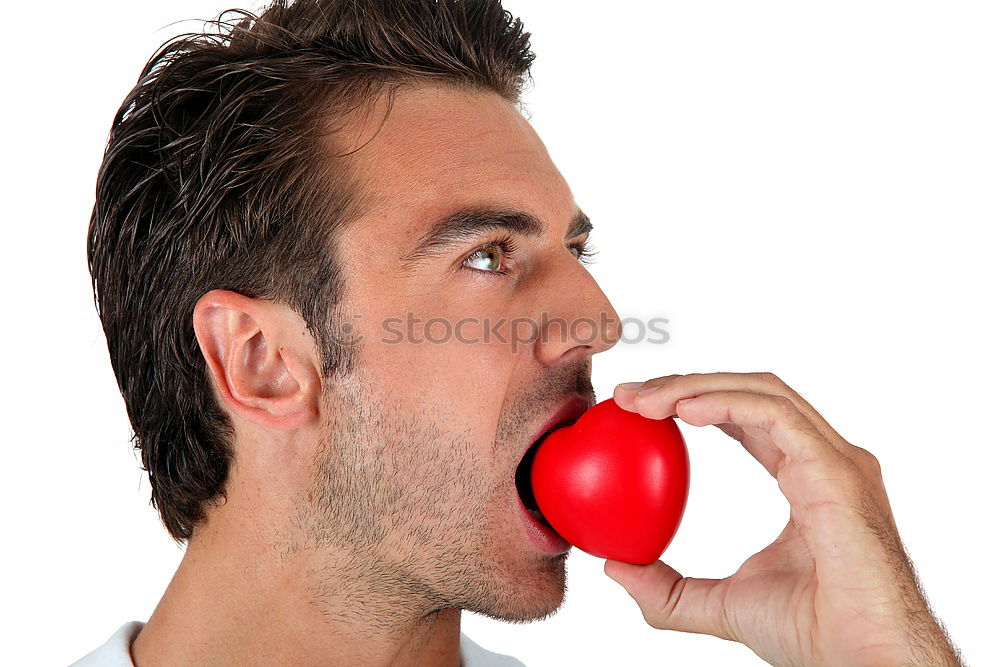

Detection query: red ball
(531, 397), (689, 564)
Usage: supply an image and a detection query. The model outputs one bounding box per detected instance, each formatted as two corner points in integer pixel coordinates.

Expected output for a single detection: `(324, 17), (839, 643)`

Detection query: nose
(533, 255), (622, 367)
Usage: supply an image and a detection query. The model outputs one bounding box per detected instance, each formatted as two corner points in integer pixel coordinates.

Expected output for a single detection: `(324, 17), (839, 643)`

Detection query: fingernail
(637, 385), (659, 396)
(677, 397), (693, 405)
(616, 382), (644, 392)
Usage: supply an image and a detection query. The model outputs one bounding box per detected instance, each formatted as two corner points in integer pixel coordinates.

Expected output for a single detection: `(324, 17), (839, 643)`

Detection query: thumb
(604, 558), (731, 640)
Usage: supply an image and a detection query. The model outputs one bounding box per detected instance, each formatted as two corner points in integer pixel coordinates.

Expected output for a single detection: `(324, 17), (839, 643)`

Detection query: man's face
(297, 84), (621, 624)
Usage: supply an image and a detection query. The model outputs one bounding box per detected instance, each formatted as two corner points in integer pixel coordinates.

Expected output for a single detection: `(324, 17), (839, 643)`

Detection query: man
(77, 1), (963, 665)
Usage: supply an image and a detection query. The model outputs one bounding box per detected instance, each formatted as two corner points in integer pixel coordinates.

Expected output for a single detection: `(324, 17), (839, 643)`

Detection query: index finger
(672, 390), (844, 476)
(616, 372), (853, 454)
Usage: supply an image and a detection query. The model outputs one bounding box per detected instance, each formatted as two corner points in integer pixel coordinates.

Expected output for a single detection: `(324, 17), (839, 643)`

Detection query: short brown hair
(87, 0), (535, 541)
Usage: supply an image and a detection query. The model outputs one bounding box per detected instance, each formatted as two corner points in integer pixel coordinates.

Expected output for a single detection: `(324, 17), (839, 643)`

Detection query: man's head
(89, 0), (621, 624)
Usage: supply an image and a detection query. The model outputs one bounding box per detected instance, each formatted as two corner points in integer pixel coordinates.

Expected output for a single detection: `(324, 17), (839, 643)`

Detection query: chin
(471, 553), (568, 624)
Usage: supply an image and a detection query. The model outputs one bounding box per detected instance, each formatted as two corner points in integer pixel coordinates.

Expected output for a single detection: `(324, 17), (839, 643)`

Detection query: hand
(605, 372), (963, 667)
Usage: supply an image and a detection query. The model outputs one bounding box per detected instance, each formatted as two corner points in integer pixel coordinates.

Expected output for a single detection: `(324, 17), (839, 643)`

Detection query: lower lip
(518, 494), (571, 554)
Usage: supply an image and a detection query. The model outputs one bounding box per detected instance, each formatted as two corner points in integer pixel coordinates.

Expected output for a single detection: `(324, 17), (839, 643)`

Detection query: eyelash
(461, 234), (597, 276)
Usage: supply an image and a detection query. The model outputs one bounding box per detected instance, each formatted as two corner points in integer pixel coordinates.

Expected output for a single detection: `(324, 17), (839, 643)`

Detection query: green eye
(463, 239), (515, 273)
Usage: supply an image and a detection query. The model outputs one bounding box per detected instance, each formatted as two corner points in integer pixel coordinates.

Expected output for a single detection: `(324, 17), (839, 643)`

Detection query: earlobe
(192, 289), (320, 431)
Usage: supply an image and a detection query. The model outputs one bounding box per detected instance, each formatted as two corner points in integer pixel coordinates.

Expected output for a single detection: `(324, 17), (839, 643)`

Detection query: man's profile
(75, 1), (964, 665)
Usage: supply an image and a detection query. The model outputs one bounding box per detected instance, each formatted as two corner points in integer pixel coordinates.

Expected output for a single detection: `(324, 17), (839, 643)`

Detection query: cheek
(361, 319), (523, 441)
(419, 341), (518, 418)
(353, 284), (532, 431)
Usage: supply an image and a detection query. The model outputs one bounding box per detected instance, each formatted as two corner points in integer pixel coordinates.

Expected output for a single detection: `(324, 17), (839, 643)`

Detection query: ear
(192, 289), (320, 430)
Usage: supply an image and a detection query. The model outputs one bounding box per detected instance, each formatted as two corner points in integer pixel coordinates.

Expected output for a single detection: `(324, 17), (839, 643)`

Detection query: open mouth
(514, 418), (577, 531)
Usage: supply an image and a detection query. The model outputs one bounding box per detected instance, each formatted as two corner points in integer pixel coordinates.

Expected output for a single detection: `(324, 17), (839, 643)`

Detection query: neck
(131, 501), (463, 666)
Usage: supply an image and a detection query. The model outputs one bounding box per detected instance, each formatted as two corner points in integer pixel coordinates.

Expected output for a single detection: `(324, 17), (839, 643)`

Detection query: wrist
(872, 611), (962, 667)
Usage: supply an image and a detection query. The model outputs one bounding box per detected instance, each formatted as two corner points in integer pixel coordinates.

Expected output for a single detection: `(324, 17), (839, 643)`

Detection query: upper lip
(517, 394), (595, 465)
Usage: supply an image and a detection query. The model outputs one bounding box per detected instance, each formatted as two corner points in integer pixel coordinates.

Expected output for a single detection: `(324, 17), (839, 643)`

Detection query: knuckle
(642, 609), (665, 629)
(770, 394), (799, 418)
(761, 395), (803, 434)
(653, 576), (686, 629)
(645, 374), (681, 389)
(640, 603), (664, 629)
(851, 445), (882, 476)
(756, 371), (783, 386)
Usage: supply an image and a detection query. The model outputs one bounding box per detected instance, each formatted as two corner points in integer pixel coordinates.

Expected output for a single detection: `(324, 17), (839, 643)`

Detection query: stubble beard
(291, 372), (570, 627)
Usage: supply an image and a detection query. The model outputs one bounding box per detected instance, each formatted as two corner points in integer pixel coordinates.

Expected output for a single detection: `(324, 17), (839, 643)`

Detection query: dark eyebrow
(400, 206), (592, 273)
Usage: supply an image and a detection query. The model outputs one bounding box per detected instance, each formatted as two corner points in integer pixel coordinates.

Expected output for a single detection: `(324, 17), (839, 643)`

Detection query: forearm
(869, 574), (964, 667)
(896, 607), (963, 667)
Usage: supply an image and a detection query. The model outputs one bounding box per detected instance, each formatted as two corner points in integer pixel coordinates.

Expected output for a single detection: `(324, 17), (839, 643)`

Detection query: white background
(2, 1), (996, 665)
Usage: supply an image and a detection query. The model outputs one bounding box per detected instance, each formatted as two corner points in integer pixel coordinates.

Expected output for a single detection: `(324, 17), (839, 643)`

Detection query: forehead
(335, 84), (574, 248)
